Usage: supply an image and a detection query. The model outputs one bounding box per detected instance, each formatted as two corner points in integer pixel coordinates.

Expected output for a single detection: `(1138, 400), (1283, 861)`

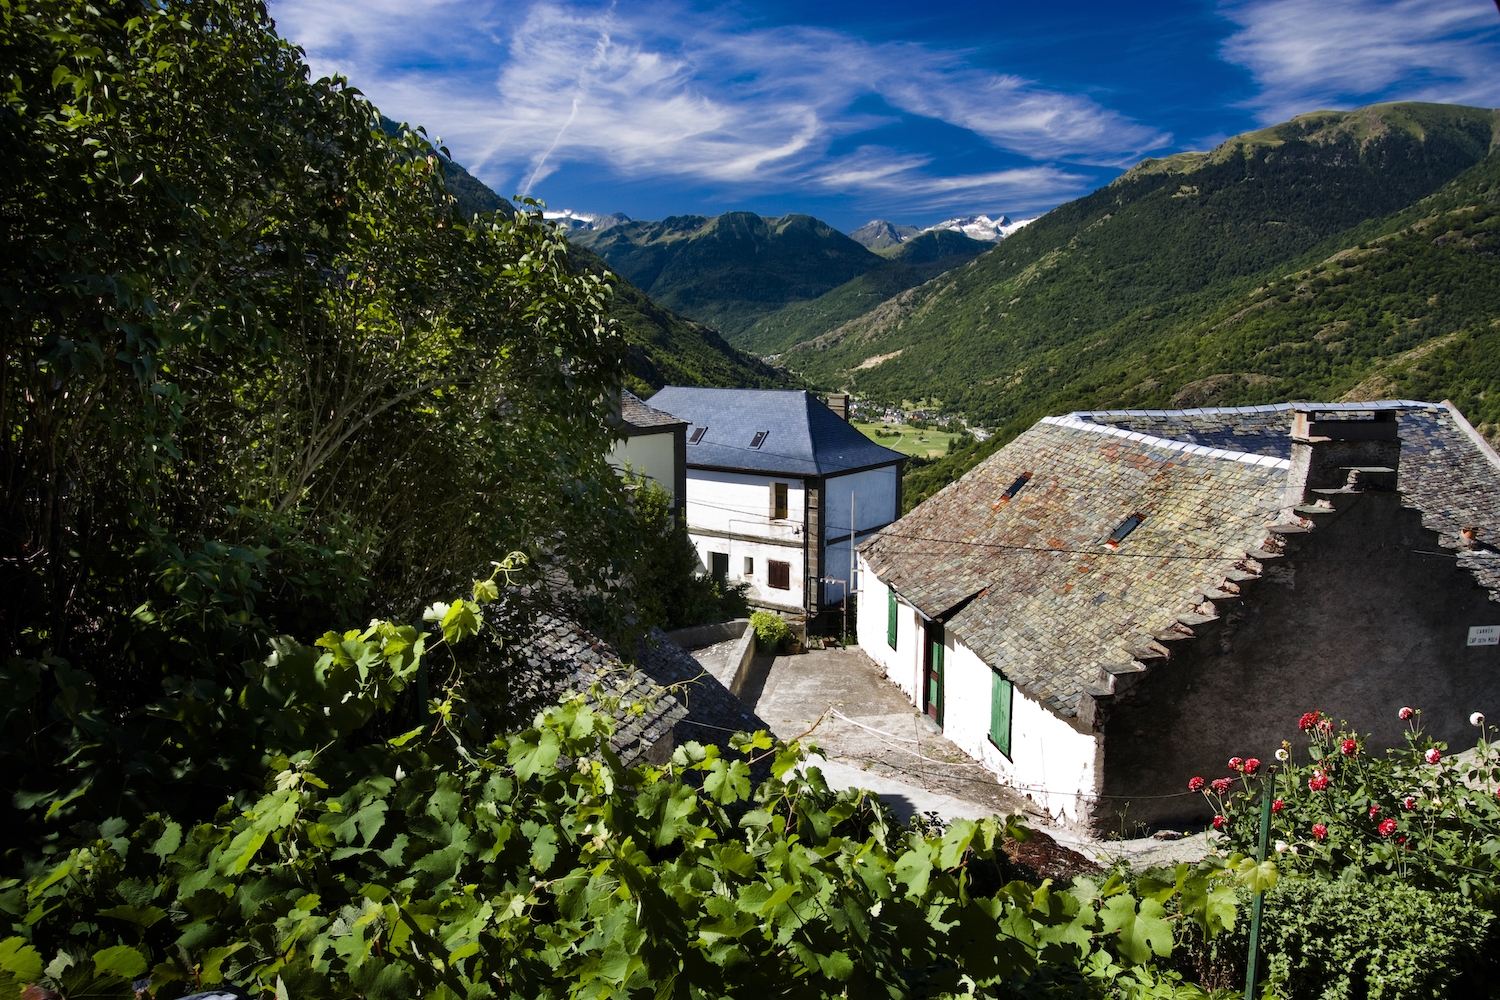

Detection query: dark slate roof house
(645, 387), (902, 477)
(645, 388), (905, 620)
(856, 400), (1500, 833)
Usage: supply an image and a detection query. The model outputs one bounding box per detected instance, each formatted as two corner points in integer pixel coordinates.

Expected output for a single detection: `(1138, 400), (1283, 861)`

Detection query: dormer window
(749, 430), (769, 449)
(1105, 513), (1145, 550)
(689, 426), (707, 445)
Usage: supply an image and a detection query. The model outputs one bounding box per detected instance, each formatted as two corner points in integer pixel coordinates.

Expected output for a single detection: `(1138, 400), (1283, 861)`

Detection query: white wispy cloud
(270, 0), (1164, 212)
(1220, 0), (1500, 123)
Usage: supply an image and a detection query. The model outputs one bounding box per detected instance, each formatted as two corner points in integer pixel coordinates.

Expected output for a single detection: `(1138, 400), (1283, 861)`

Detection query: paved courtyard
(737, 643), (1213, 867)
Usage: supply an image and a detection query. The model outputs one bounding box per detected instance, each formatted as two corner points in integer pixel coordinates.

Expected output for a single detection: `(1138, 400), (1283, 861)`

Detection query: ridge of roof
(1041, 414), (1291, 469)
(1069, 400), (1445, 419)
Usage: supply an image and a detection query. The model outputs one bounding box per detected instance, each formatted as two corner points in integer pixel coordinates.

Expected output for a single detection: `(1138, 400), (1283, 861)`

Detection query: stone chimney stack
(826, 393), (850, 421)
(1284, 406), (1401, 510)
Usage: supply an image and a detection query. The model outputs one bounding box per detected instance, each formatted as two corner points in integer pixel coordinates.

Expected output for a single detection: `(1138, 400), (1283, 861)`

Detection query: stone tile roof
(620, 389), (685, 431)
(860, 400), (1500, 721)
(645, 387), (903, 476)
(496, 614), (688, 765)
(634, 629), (773, 779)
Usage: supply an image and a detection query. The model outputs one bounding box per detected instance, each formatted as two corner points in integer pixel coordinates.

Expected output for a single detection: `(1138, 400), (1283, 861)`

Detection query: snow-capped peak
(923, 214), (1033, 242)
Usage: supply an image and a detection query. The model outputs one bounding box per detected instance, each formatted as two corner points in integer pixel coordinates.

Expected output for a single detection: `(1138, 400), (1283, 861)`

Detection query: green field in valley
(851, 419), (968, 459)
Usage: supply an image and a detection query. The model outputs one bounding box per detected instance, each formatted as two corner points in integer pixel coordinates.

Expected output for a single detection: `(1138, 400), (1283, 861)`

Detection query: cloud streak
(1220, 0), (1500, 123)
(271, 0), (1164, 214)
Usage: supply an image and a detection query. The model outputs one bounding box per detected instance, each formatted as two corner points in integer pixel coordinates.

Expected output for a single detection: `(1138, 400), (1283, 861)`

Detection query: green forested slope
(568, 245), (791, 391)
(779, 102), (1500, 509)
(573, 211), (884, 337)
(736, 229), (990, 355)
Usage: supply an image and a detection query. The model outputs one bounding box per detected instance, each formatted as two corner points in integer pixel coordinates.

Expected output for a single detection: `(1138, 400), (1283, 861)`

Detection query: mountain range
(770, 101), (1500, 506)
(849, 214), (1032, 249)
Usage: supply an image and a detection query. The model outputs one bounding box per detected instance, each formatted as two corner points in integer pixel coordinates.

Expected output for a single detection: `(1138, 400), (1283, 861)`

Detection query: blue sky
(271, 0), (1500, 231)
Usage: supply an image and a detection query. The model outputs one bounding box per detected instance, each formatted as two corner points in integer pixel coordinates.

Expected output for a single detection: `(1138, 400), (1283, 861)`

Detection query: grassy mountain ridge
(573, 211), (885, 337)
(735, 229), (991, 355)
(783, 103), (1499, 421)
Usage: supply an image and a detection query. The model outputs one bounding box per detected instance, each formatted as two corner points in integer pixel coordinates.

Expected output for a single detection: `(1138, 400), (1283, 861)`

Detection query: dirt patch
(1002, 829), (1104, 884)
(855, 349), (903, 370)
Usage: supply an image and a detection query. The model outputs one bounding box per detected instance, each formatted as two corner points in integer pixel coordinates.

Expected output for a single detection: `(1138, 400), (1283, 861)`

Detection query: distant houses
(857, 401), (1500, 834)
(647, 387), (905, 621)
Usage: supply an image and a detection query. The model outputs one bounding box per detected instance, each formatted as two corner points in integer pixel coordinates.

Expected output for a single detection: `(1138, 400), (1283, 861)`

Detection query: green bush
(628, 480), (748, 630)
(1254, 877), (1495, 999)
(750, 610), (792, 650)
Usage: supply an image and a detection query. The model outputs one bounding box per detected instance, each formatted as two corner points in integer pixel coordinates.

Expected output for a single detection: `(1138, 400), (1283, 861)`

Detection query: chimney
(826, 393), (850, 421)
(1283, 406), (1401, 510)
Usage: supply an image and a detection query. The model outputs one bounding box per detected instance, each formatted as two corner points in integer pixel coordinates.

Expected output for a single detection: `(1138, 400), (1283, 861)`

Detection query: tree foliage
(0, 0), (638, 694)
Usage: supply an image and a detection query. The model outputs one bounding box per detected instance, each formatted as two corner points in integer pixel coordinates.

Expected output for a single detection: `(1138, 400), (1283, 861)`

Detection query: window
(689, 426), (707, 445)
(768, 560), (791, 590)
(989, 671), (1013, 758)
(1001, 471), (1032, 501)
(1105, 513), (1146, 550)
(743, 556), (754, 577)
(771, 482), (789, 520)
(887, 589), (898, 648)
(749, 430), (769, 449)
(710, 551), (728, 582)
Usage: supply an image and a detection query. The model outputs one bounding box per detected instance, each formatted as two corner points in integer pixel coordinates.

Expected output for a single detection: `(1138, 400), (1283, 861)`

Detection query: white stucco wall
(607, 431), (678, 503)
(685, 469), (807, 611)
(941, 638), (1102, 826)
(856, 555), (924, 702)
(823, 467), (900, 604)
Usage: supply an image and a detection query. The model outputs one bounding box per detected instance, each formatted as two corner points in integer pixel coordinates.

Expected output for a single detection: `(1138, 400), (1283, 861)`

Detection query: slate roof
(645, 387), (904, 477)
(620, 390), (685, 432)
(493, 614), (688, 765)
(860, 401), (1500, 720)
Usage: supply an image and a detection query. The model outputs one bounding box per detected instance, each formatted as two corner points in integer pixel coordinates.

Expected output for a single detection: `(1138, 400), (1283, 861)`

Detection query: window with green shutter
(989, 671), (1013, 758)
(887, 589), (897, 648)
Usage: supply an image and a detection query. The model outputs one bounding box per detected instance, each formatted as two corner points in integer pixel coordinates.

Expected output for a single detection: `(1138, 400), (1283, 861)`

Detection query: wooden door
(923, 621), (944, 726)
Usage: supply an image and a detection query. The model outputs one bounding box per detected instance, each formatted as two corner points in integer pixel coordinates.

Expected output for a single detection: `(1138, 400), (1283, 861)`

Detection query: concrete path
(735, 644), (1213, 867)
(746, 645), (1030, 822)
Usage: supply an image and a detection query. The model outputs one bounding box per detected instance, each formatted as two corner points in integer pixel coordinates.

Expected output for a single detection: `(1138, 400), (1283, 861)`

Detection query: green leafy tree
(627, 481), (748, 631)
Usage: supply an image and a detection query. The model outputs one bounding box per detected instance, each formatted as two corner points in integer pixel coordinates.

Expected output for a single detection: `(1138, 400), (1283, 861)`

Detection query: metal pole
(845, 493), (855, 642)
(1245, 791), (1272, 998)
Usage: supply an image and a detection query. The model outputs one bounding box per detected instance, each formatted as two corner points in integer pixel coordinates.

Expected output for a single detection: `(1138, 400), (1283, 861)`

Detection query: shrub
(1245, 877), (1495, 999)
(1187, 708), (1500, 905)
(749, 610), (792, 650)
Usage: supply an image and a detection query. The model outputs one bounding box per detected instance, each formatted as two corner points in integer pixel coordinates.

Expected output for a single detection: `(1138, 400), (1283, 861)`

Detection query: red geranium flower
(1312, 823), (1328, 840)
(1243, 758), (1261, 775)
(1213, 815), (1226, 830)
(1341, 738), (1358, 756)
(1317, 718), (1334, 735)
(1228, 756), (1244, 772)
(1403, 796), (1416, 810)
(1425, 747), (1442, 764)
(1369, 804), (1380, 818)
(1188, 776), (1205, 792)
(1309, 770), (1330, 791)
(1211, 777), (1232, 794)
(1272, 798), (1285, 813)
(1399, 706), (1414, 721)
(1378, 818), (1397, 836)
(1299, 711), (1322, 732)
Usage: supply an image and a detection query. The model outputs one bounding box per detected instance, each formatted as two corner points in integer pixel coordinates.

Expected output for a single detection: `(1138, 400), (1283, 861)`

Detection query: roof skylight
(1105, 513), (1145, 550)
(1001, 472), (1032, 501)
(749, 430), (769, 449)
(689, 427), (707, 445)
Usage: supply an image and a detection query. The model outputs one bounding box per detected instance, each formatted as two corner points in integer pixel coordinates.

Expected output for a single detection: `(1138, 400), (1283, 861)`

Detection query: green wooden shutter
(887, 589), (897, 648)
(990, 672), (1013, 758)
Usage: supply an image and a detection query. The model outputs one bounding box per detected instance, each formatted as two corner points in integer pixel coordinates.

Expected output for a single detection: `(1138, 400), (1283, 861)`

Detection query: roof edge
(1040, 414), (1291, 470)
(1069, 400), (1444, 419)
(1441, 400), (1500, 473)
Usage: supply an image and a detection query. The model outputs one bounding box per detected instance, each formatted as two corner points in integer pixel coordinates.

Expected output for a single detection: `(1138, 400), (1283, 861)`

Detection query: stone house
(647, 387), (904, 621)
(856, 401), (1500, 833)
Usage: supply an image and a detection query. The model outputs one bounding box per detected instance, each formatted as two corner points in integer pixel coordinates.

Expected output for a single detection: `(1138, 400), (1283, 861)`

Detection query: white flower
(1274, 839), (1289, 854)
(1275, 748), (1290, 762)
(1471, 712), (1486, 727)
